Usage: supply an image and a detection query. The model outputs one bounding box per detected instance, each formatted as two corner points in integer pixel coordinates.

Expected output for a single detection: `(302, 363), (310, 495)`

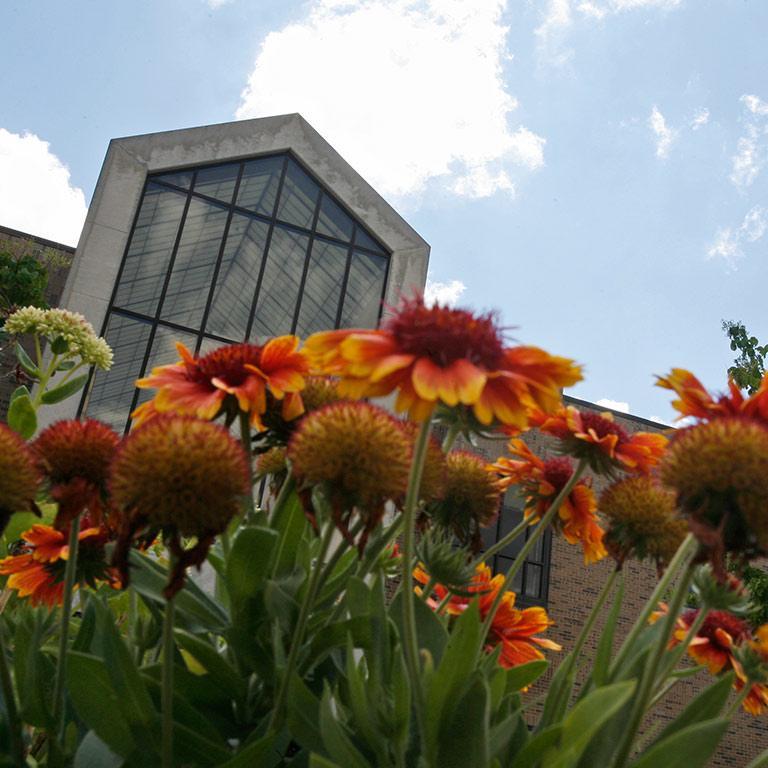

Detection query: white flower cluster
(4, 306), (113, 370)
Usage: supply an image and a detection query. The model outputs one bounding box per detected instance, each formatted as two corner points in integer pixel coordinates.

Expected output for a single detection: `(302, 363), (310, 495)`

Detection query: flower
(424, 451), (502, 553)
(0, 523), (118, 607)
(657, 369), (768, 426)
(304, 295), (581, 426)
(5, 307), (112, 369)
(671, 608), (749, 674)
(110, 416), (249, 597)
(532, 406), (667, 475)
(599, 476), (687, 572)
(660, 418), (768, 566)
(133, 337), (308, 430)
(733, 625), (768, 715)
(491, 440), (606, 564)
(414, 563), (561, 668)
(0, 424), (40, 534)
(33, 419), (120, 529)
(287, 402), (411, 550)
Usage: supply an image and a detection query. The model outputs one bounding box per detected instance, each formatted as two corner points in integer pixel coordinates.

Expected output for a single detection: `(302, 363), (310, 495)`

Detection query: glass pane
(84, 313), (151, 432)
(497, 557), (524, 592)
(199, 336), (225, 355)
(193, 163), (239, 204)
(524, 564), (542, 598)
(295, 241), (348, 336)
(114, 183), (186, 316)
(133, 325), (197, 410)
(276, 159), (320, 229)
(316, 194), (353, 242)
(340, 250), (387, 328)
(237, 155), (283, 217)
(160, 197), (229, 329)
(496, 507), (526, 558)
(250, 226), (309, 338)
(354, 226), (386, 253)
(527, 531), (544, 563)
(152, 170), (193, 189)
(205, 214), (269, 341)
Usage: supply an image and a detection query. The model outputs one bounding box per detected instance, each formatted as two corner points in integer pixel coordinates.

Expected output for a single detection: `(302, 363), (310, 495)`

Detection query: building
(13, 115), (767, 765)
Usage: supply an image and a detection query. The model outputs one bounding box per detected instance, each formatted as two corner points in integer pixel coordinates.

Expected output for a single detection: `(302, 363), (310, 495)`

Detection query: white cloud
(706, 205), (767, 270)
(424, 279), (467, 308)
(537, 0), (681, 63)
(236, 0), (544, 201)
(690, 107), (709, 130)
(730, 94), (768, 188)
(206, 0), (233, 7)
(596, 398), (630, 413)
(0, 129), (86, 246)
(648, 106), (677, 159)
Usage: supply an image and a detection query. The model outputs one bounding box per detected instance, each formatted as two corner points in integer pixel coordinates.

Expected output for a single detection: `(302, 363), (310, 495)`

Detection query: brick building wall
(469, 397), (768, 767)
(0, 225), (74, 419)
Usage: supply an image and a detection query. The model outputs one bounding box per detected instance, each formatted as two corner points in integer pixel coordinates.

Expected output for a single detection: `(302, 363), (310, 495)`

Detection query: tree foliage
(723, 319), (767, 395)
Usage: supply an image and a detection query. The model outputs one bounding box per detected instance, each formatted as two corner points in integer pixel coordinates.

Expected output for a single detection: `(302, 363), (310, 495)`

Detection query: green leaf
(344, 644), (389, 760)
(171, 721), (233, 767)
(304, 617), (373, 670)
(270, 491), (308, 576)
(7, 393), (36, 439)
(50, 335), (69, 354)
(226, 526), (277, 602)
(649, 673), (733, 748)
(509, 726), (563, 768)
(73, 731), (123, 768)
(542, 680), (636, 768)
(505, 660), (548, 693)
(310, 756), (344, 768)
(437, 674), (490, 768)
(128, 549), (229, 631)
(9, 385), (29, 404)
(319, 686), (370, 768)
(390, 590), (448, 665)
(286, 674), (326, 755)
(14, 609), (54, 728)
(57, 359), (76, 371)
(173, 629), (246, 700)
(40, 373), (88, 404)
(630, 718), (729, 768)
(220, 734), (277, 768)
(747, 748), (768, 768)
(67, 652), (137, 758)
(14, 343), (38, 378)
(592, 575), (624, 687)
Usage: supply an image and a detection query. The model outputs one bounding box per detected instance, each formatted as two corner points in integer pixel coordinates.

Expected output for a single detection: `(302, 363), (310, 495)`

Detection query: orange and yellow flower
(491, 440), (606, 564)
(531, 406), (667, 475)
(0, 523), (117, 607)
(657, 369), (768, 426)
(414, 563), (561, 668)
(304, 295), (581, 426)
(671, 608), (750, 674)
(132, 337), (308, 430)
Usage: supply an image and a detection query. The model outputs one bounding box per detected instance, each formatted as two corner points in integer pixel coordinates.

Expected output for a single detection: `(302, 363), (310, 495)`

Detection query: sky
(1, 0), (766, 423)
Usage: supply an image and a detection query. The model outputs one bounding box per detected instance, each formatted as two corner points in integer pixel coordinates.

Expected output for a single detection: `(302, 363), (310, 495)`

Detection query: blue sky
(2, 0), (766, 423)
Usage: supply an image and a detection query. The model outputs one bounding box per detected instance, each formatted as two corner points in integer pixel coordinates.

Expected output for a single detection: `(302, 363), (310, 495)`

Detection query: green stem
(657, 606), (708, 683)
(0, 622), (24, 766)
(436, 589), (454, 615)
(609, 533), (698, 680)
(56, 360), (85, 387)
(419, 577), (436, 604)
(611, 559), (697, 768)
(478, 460), (587, 662)
(268, 470), (295, 527)
(400, 418), (434, 752)
(34, 334), (43, 371)
(162, 588), (176, 768)
(441, 423), (460, 452)
(475, 515), (531, 568)
(727, 683), (751, 717)
(32, 352), (60, 408)
(268, 523), (335, 732)
(53, 514), (81, 738)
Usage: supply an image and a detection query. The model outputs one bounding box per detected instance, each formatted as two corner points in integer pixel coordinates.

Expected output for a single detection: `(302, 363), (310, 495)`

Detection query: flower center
(386, 297), (504, 369)
(543, 457), (575, 491)
(191, 343), (263, 387)
(580, 411), (629, 443)
(683, 608), (749, 647)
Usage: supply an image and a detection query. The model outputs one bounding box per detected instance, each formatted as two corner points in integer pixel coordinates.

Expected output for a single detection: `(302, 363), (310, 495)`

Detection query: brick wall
(471, 398), (768, 767)
(0, 225), (74, 419)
